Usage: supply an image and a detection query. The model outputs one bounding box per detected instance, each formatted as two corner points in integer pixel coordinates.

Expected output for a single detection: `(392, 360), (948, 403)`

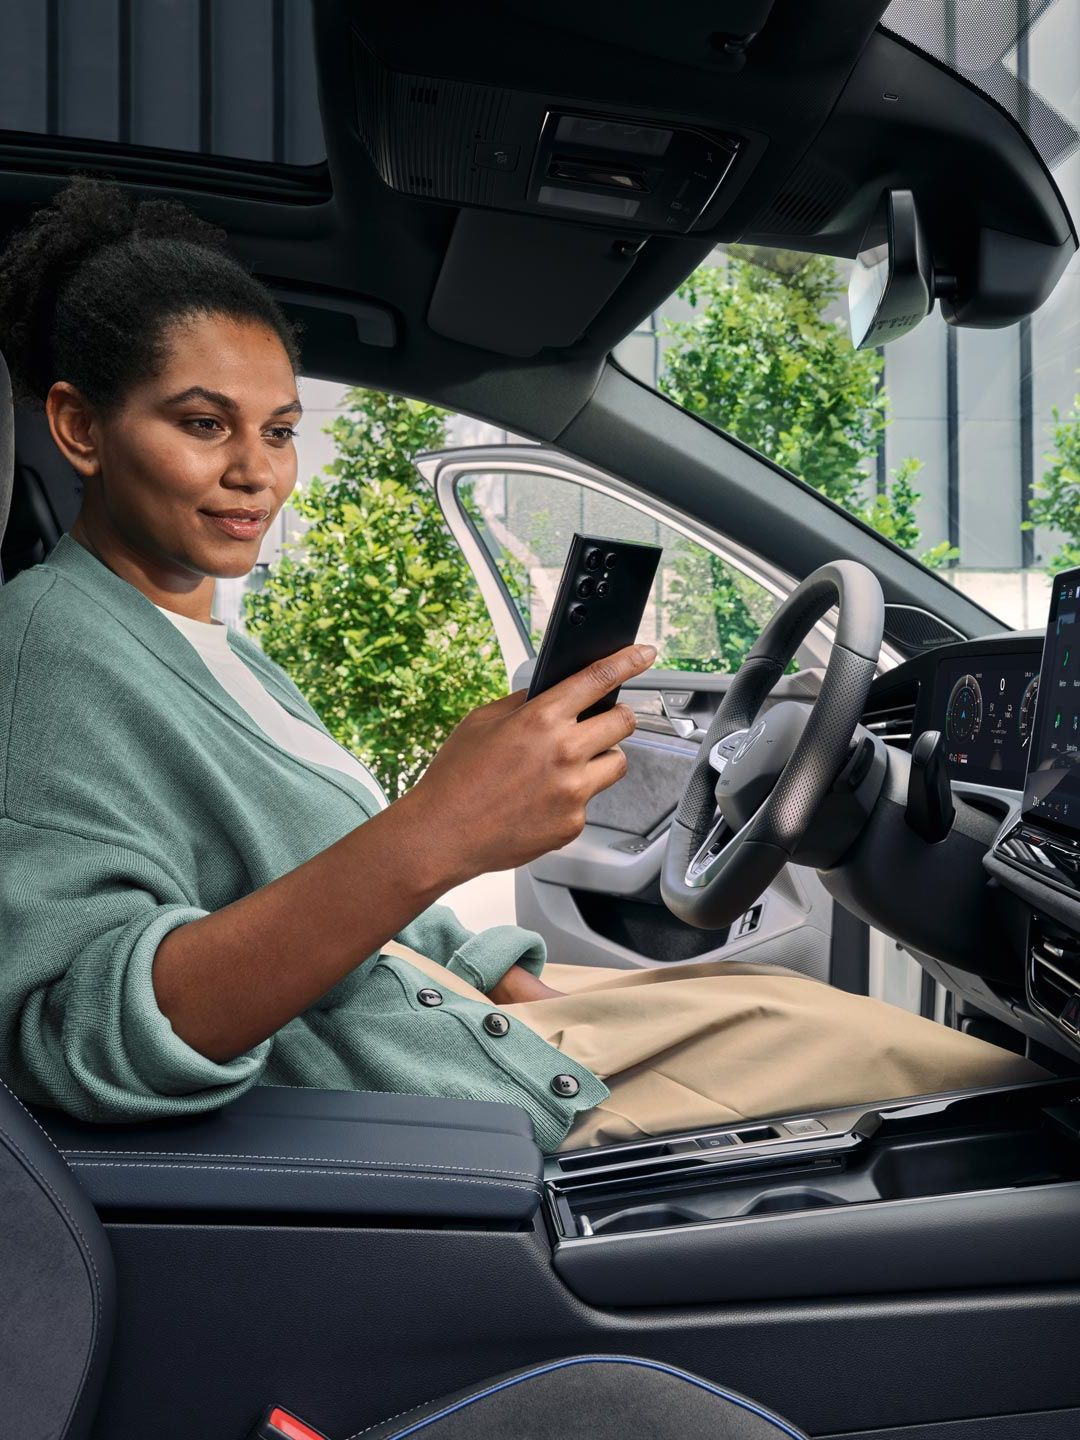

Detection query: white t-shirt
(152, 604), (389, 812)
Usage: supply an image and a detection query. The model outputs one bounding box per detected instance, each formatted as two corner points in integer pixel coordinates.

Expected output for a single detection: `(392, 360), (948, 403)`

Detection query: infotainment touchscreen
(933, 653), (1039, 790)
(1023, 567), (1080, 833)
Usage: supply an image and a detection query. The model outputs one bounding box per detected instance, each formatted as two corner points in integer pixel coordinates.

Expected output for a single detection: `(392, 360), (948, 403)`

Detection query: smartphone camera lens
(595, 579), (610, 598)
(584, 548), (603, 571)
(577, 577), (595, 598)
(569, 603), (588, 625)
(604, 551), (618, 568)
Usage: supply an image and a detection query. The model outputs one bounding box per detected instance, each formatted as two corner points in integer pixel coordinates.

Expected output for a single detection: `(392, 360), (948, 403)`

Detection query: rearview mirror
(848, 189), (934, 349)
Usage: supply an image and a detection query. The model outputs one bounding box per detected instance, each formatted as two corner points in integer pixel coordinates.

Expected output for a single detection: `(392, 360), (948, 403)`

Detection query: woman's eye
(267, 426), (298, 442)
(188, 416), (224, 434)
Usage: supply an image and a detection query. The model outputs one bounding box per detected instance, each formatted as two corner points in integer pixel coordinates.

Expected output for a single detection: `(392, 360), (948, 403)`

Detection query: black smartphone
(525, 533), (662, 721)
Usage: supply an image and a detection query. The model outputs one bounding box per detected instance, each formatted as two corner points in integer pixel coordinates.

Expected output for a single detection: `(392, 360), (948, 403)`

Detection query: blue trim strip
(386, 1354), (805, 1439)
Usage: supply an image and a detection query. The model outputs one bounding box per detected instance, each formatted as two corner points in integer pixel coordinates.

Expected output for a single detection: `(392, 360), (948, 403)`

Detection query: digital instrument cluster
(934, 654), (1040, 790)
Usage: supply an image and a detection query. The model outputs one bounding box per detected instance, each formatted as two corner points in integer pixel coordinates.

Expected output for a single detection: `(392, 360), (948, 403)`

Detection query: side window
(457, 470), (782, 673)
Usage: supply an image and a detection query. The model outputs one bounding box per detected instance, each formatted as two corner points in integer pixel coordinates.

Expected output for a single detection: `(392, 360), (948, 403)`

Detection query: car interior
(4, 1), (1080, 1437)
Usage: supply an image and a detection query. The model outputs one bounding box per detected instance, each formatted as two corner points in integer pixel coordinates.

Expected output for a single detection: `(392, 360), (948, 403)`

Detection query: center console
(989, 567), (1080, 1051)
(545, 1078), (1080, 1306)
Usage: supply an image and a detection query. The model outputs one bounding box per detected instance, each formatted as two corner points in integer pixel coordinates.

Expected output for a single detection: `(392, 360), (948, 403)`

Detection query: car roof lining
(0, 0), (1075, 547)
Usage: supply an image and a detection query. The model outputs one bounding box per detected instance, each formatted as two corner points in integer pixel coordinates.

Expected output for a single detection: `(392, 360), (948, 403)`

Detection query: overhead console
(349, 31), (757, 239)
(341, 1), (1077, 363)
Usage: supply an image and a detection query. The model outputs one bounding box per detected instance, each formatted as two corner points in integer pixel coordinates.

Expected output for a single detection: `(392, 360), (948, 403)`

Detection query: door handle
(632, 713), (697, 739)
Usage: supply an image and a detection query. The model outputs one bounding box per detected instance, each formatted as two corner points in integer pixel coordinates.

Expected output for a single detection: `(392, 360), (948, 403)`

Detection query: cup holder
(731, 1185), (848, 1217)
(585, 1202), (707, 1235)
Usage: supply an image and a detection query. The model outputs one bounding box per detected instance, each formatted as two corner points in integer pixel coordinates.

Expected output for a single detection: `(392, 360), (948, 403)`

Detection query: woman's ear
(45, 381), (101, 480)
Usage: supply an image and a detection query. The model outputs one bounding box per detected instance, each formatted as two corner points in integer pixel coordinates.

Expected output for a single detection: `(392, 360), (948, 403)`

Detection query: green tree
(660, 544), (774, 674)
(660, 249), (888, 507)
(1024, 386), (1080, 573)
(243, 391), (505, 799)
(656, 249), (953, 670)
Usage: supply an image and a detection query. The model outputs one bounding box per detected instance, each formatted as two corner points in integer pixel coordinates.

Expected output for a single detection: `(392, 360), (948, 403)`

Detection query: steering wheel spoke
(686, 811), (733, 887)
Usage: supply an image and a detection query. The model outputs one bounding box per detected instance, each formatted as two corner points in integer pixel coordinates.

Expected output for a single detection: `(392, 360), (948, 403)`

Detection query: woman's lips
(200, 512), (266, 540)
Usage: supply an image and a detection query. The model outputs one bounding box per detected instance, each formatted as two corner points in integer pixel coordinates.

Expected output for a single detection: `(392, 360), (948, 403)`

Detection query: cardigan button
(551, 1073), (580, 1098)
(483, 1012), (510, 1037)
(417, 988), (443, 1007)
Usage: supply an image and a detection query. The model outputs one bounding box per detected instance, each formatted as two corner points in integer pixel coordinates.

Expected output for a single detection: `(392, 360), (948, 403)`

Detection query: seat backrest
(0, 1080), (115, 1437)
(0, 347), (13, 582)
(0, 350), (114, 1431)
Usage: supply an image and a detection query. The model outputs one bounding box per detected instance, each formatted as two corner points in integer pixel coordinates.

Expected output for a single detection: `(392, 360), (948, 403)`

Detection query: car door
(418, 444), (848, 984)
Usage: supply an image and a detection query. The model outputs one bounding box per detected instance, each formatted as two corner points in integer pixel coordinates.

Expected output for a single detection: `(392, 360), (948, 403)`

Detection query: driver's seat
(0, 345), (814, 1438)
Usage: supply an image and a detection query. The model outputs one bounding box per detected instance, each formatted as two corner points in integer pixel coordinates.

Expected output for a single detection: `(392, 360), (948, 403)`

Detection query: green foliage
(242, 391), (505, 799)
(660, 249), (888, 508)
(460, 484), (544, 647)
(657, 249), (952, 668)
(1024, 386), (1080, 574)
(657, 542), (776, 673)
(859, 457), (959, 571)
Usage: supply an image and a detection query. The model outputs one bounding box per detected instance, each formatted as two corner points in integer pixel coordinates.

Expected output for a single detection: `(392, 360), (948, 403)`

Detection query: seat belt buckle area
(247, 1405), (331, 1440)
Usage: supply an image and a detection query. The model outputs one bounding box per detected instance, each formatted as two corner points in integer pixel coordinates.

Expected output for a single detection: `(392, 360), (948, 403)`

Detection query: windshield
(613, 4), (1079, 634)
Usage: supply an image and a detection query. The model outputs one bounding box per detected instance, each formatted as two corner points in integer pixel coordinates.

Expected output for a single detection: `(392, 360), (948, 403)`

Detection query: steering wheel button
(417, 988), (443, 1007)
(551, 1074), (580, 1097)
(483, 1012), (510, 1037)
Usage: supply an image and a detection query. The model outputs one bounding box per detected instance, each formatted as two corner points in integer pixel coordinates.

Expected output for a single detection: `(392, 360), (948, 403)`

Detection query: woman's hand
(487, 964), (565, 1006)
(407, 643), (656, 887)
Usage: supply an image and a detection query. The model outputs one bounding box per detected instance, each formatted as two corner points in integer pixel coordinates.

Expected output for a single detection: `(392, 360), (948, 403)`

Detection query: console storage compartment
(546, 1079), (1080, 1305)
(34, 1084), (544, 1225)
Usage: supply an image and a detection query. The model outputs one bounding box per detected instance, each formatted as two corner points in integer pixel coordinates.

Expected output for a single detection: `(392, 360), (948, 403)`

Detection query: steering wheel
(660, 560), (884, 929)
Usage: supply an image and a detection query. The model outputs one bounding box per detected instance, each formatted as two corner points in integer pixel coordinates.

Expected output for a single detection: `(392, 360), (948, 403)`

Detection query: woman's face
(48, 310), (302, 615)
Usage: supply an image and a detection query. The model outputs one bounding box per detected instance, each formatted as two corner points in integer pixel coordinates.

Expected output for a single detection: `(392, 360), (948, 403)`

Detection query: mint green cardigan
(0, 533), (609, 1151)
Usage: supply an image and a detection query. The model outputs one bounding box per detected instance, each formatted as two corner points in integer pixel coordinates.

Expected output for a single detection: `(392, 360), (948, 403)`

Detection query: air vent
(1029, 914), (1080, 1040)
(861, 680), (920, 747)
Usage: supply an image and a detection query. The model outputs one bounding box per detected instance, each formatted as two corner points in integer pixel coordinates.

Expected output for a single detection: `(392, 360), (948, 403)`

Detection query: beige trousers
(382, 941), (1049, 1151)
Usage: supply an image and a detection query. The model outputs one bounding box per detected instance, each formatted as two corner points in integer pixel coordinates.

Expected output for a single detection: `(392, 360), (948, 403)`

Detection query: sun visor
(428, 210), (642, 357)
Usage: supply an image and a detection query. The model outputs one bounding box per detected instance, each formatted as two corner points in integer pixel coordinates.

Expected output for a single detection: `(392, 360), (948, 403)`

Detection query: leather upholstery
(35, 1084), (545, 1223)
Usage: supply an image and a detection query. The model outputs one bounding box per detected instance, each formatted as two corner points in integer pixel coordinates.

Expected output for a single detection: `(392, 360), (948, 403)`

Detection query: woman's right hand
(408, 643), (657, 884)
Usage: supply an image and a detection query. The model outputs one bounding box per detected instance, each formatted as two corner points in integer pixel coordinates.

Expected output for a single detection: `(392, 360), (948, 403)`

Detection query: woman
(0, 176), (1046, 1154)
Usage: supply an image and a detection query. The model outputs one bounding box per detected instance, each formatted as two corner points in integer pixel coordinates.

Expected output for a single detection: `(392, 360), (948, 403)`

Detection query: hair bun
(0, 172), (233, 407)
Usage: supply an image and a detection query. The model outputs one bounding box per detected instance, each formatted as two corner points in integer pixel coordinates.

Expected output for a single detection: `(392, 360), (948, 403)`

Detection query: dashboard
(859, 610), (1080, 1066)
(864, 630), (1045, 798)
(935, 653), (1040, 791)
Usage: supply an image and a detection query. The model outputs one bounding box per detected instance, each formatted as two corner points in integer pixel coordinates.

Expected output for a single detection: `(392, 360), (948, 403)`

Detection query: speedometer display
(946, 674), (983, 744)
(935, 655), (1040, 788)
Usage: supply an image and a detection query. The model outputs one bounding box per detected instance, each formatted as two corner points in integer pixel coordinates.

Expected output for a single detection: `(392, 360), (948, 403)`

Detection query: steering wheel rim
(660, 560), (884, 930)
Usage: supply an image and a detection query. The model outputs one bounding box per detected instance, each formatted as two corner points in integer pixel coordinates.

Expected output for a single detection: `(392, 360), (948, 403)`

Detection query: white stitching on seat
(346, 1391), (438, 1439)
(58, 1148), (539, 1180)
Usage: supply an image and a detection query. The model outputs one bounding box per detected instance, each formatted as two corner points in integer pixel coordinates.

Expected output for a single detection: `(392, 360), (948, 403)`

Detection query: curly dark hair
(0, 171), (302, 413)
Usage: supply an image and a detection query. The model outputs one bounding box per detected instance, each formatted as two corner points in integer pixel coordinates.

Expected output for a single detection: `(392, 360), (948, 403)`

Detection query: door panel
(570, 732), (695, 835)
(424, 445), (841, 984)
